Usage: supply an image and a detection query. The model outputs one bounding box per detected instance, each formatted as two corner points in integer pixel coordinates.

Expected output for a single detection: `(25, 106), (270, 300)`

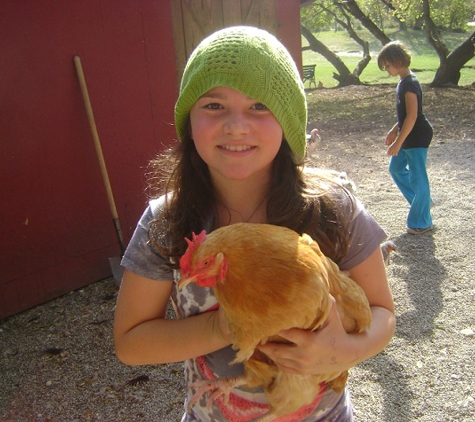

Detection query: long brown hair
(147, 134), (353, 268)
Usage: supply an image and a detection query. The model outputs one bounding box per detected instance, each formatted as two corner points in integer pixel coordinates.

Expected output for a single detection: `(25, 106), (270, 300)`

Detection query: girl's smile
(219, 144), (254, 152)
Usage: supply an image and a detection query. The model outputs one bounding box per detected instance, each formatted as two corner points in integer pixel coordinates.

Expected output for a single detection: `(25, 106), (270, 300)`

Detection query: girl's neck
(218, 196), (267, 225)
(399, 67), (411, 80)
(215, 180), (269, 225)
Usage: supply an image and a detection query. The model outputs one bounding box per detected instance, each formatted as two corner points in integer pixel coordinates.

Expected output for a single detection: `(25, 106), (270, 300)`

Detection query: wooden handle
(74, 56), (125, 253)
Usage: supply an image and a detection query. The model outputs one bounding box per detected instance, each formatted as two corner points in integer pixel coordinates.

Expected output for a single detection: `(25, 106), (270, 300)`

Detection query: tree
(422, 0), (475, 86)
(339, 0), (475, 86)
(301, 0), (380, 86)
(379, 0), (406, 29)
(300, 0), (475, 87)
(338, 0), (390, 45)
(323, 1), (372, 81)
(301, 24), (361, 86)
(300, 0), (334, 32)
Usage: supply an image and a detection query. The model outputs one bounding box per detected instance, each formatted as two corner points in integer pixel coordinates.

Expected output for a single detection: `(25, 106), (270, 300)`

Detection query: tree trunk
(431, 31), (475, 87)
(301, 25), (360, 87)
(422, 0), (475, 86)
(423, 0), (450, 61)
(323, 3), (371, 78)
(353, 42), (372, 77)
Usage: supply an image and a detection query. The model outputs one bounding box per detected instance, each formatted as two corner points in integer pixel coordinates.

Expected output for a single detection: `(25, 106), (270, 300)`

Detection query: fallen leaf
(126, 374), (150, 386)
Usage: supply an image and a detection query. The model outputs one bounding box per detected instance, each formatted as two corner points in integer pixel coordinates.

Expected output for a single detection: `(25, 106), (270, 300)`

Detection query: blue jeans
(389, 147), (432, 229)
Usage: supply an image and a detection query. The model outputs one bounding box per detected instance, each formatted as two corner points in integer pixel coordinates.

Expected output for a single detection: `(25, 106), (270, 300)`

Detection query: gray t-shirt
(121, 193), (386, 421)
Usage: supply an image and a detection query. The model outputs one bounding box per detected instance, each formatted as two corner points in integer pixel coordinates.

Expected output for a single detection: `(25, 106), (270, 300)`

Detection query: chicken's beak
(177, 275), (196, 290)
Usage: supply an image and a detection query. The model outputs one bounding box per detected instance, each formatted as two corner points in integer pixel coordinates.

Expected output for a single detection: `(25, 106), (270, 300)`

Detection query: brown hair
(377, 40), (412, 70)
(146, 134), (353, 268)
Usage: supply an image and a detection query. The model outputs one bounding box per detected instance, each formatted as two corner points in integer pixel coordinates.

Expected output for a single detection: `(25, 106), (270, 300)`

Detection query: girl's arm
(113, 269), (230, 365)
(385, 123), (399, 146)
(257, 247), (395, 376)
(387, 91), (418, 156)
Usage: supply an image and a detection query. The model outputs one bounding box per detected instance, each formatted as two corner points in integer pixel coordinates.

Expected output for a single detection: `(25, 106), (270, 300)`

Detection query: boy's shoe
(407, 226), (433, 235)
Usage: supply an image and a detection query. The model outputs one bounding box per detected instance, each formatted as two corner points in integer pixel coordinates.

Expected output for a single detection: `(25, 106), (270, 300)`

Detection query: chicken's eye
(199, 257), (214, 269)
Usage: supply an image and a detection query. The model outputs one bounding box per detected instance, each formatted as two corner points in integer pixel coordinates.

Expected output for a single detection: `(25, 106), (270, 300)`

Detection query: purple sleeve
(120, 197), (174, 281)
(338, 196), (387, 271)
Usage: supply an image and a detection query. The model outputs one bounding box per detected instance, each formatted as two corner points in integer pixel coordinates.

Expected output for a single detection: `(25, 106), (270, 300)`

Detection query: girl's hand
(387, 141), (401, 156)
(385, 130), (397, 146)
(257, 298), (361, 376)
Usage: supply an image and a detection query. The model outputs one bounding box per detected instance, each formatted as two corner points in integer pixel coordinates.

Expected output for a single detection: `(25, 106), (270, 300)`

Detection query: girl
(378, 41), (434, 235)
(114, 26), (395, 421)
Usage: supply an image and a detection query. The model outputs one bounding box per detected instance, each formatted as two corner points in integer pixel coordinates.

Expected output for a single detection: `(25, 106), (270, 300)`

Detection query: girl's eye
(204, 103), (222, 110)
(252, 103), (268, 111)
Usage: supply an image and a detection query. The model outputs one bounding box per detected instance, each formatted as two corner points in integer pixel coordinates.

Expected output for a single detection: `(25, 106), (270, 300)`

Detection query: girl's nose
(223, 112), (250, 135)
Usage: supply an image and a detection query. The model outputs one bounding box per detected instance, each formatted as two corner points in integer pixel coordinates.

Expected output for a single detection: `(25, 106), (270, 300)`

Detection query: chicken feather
(178, 223), (372, 421)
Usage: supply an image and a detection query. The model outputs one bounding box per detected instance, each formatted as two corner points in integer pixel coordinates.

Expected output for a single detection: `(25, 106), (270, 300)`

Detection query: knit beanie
(174, 26), (307, 158)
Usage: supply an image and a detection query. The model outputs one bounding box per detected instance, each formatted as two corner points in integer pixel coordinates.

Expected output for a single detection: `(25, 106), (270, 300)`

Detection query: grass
(302, 28), (475, 87)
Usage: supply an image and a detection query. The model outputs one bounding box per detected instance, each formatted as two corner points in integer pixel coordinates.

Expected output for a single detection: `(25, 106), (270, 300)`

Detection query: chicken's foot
(188, 375), (247, 409)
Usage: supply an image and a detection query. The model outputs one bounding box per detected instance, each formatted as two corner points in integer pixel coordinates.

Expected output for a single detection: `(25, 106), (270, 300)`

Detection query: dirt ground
(1, 84), (474, 422)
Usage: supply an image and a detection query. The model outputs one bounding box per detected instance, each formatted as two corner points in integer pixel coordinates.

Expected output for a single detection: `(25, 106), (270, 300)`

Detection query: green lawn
(302, 28), (475, 87)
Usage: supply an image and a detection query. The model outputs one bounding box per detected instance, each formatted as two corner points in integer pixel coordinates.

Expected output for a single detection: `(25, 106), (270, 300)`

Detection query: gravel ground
(1, 84), (474, 422)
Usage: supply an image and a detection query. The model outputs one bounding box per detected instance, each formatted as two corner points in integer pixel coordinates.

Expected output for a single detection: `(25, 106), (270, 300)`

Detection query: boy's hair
(377, 40), (411, 70)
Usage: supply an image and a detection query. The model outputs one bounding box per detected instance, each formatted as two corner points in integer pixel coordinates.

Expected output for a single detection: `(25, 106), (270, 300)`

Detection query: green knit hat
(174, 26), (308, 158)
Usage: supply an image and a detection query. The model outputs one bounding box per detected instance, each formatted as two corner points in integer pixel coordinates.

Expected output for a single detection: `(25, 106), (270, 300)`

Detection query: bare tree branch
(337, 0), (391, 45)
(321, 2), (371, 77)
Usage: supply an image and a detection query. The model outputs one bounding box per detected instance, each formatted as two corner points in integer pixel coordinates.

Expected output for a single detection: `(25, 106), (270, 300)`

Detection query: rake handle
(74, 55), (125, 254)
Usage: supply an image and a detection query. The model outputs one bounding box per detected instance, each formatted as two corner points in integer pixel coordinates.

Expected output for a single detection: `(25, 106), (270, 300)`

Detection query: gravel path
(1, 85), (474, 422)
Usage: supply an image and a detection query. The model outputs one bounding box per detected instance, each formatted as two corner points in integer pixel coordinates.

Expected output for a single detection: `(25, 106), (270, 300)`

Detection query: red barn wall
(0, 1), (178, 318)
(0, 0), (303, 318)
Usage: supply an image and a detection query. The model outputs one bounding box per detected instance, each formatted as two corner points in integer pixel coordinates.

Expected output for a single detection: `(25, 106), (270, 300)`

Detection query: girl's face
(189, 86), (283, 184)
(382, 62), (400, 77)
(382, 62), (408, 78)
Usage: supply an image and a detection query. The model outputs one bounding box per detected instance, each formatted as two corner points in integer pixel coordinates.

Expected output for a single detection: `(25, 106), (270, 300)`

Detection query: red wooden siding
(0, 1), (178, 318)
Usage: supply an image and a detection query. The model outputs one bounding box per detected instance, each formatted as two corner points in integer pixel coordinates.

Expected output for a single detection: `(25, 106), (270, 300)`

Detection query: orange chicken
(178, 223), (372, 422)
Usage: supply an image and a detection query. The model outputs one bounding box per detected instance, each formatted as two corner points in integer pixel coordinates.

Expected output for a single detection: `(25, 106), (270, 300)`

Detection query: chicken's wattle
(196, 275), (218, 287)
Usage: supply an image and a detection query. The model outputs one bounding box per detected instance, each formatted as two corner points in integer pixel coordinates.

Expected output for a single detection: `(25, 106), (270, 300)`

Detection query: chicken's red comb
(179, 230), (207, 274)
